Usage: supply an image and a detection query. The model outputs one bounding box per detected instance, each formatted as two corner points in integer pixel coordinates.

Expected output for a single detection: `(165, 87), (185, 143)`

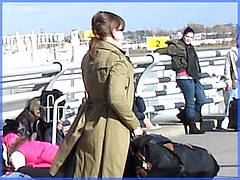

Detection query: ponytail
(89, 37), (99, 59)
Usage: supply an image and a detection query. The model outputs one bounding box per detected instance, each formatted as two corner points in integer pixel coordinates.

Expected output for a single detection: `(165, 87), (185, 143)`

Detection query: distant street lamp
(204, 26), (207, 40)
(233, 24), (236, 37)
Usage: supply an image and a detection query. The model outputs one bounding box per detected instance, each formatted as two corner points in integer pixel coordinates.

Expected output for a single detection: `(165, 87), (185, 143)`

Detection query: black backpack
(40, 89), (66, 122)
(3, 119), (30, 138)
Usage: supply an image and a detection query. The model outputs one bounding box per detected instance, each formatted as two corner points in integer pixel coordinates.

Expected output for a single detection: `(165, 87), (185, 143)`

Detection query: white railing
(2, 49), (229, 123)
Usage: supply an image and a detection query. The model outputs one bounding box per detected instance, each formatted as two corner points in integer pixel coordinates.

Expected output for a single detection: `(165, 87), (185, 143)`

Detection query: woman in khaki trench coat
(49, 11), (143, 178)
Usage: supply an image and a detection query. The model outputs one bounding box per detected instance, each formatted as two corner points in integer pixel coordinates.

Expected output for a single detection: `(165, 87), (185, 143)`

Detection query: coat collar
(231, 46), (238, 55)
(90, 39), (129, 63)
(95, 39), (123, 55)
(166, 39), (188, 51)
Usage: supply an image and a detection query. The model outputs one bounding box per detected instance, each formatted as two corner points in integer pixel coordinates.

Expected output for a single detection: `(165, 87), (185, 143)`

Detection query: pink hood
(2, 133), (20, 148)
(2, 133), (59, 168)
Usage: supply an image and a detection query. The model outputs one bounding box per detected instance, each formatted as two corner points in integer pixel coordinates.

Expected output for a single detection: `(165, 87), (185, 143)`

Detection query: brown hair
(26, 97), (40, 116)
(89, 11), (125, 59)
(236, 34), (238, 48)
(91, 11), (125, 40)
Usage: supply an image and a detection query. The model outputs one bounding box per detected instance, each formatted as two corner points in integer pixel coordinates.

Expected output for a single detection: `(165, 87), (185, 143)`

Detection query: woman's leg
(224, 88), (238, 116)
(221, 87), (238, 129)
(177, 79), (195, 118)
(177, 79), (205, 134)
(194, 80), (207, 114)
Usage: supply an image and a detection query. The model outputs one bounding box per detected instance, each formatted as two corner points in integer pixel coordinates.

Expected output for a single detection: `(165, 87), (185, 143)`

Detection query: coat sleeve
(16, 113), (31, 134)
(154, 47), (168, 54)
(10, 151), (26, 171)
(108, 61), (140, 131)
(156, 44), (187, 73)
(167, 44), (187, 73)
(224, 51), (233, 85)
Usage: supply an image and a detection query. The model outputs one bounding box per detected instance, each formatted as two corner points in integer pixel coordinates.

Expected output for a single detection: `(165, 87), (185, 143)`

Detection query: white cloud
(19, 5), (39, 13)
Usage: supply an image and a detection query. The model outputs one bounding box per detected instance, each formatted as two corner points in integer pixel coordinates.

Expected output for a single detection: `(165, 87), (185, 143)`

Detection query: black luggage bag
(124, 134), (219, 178)
(228, 98), (238, 131)
(40, 89), (66, 122)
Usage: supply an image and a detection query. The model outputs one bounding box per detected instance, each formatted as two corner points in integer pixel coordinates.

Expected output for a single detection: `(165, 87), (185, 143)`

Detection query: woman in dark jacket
(155, 27), (206, 134)
(16, 97), (40, 137)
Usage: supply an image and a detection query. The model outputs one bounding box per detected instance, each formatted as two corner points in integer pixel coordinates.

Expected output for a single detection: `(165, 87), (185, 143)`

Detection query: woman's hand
(144, 119), (152, 130)
(226, 83), (233, 91)
(133, 127), (143, 136)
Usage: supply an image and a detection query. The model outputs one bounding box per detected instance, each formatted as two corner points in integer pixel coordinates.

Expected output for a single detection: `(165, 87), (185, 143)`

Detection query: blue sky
(2, 1), (238, 36)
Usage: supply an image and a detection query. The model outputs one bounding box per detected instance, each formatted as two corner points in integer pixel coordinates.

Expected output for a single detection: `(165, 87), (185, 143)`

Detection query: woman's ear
(112, 29), (118, 39)
(112, 29), (122, 40)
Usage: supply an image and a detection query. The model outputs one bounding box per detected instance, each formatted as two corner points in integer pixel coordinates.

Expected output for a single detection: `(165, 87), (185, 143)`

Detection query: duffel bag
(124, 134), (219, 178)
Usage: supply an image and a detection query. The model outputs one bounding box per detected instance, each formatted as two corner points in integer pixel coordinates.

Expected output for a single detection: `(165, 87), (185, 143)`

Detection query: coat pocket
(97, 67), (109, 83)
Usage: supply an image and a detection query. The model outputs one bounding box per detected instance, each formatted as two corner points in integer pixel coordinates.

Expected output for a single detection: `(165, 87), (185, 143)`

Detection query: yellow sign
(147, 36), (170, 50)
(83, 30), (95, 40)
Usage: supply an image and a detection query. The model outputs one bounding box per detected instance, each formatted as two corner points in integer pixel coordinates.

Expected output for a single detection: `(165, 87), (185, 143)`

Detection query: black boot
(176, 109), (189, 134)
(195, 110), (203, 122)
(181, 117), (190, 134)
(188, 122), (205, 134)
(184, 116), (205, 134)
(176, 108), (185, 123)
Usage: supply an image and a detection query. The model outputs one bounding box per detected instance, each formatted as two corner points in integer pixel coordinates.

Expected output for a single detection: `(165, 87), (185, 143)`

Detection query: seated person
(33, 119), (65, 145)
(16, 97), (40, 138)
(2, 133), (63, 178)
(2, 144), (32, 178)
(44, 122), (65, 145)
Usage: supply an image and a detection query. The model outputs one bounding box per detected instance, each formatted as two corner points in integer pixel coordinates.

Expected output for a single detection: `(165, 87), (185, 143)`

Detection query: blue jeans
(224, 87), (238, 116)
(177, 79), (207, 118)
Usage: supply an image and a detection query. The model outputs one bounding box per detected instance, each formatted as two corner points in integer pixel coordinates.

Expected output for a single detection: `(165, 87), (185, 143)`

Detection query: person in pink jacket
(2, 133), (59, 171)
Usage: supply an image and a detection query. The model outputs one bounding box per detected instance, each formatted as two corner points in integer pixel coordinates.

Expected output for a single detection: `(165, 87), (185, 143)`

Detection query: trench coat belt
(86, 99), (109, 107)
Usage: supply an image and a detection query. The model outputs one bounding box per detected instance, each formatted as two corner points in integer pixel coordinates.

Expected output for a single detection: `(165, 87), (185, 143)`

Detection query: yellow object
(147, 36), (170, 50)
(83, 30), (95, 40)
